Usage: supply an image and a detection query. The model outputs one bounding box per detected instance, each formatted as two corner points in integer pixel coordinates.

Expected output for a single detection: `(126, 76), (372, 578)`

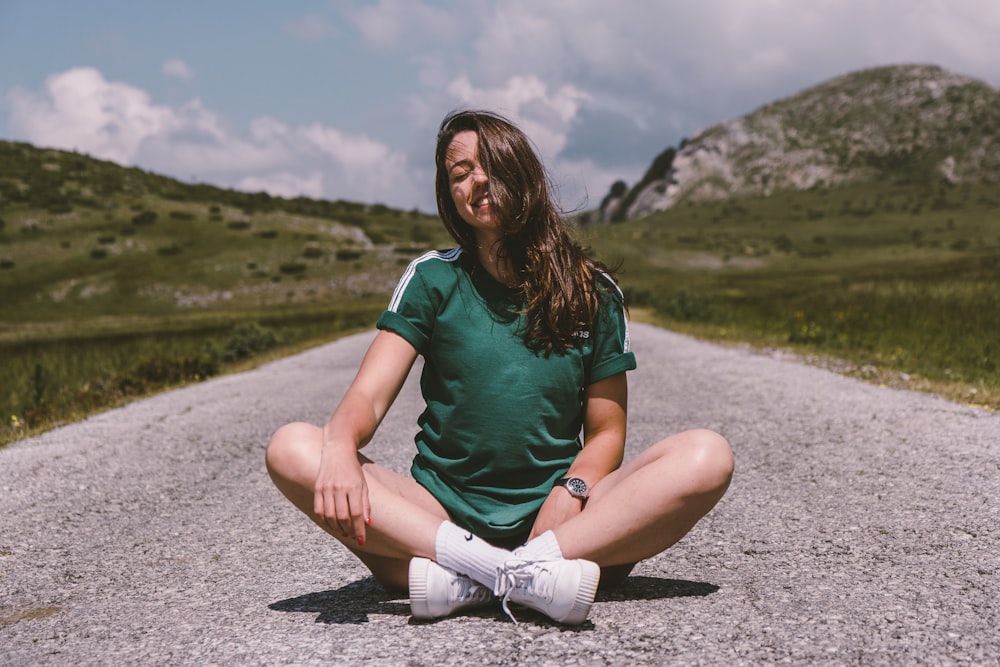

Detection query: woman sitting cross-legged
(265, 109), (734, 625)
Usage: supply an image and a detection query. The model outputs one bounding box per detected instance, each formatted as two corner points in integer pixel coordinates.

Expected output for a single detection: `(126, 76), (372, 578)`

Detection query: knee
(265, 421), (315, 479)
(684, 428), (734, 493)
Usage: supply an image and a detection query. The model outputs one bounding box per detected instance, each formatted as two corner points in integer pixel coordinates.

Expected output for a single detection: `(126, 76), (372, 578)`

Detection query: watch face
(566, 478), (588, 497)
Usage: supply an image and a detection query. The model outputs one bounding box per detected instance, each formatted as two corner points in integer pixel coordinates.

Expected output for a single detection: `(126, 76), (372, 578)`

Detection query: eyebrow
(449, 159), (473, 170)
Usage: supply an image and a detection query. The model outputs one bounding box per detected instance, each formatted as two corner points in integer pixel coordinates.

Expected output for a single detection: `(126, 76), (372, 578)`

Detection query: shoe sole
(408, 557), (434, 619)
(558, 559), (601, 625)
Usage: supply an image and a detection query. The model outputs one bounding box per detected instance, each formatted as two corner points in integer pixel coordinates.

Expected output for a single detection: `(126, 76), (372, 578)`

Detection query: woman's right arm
(315, 329), (418, 544)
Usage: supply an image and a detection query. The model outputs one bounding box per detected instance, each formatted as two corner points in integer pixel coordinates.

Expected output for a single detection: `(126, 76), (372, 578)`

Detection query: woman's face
(444, 130), (497, 239)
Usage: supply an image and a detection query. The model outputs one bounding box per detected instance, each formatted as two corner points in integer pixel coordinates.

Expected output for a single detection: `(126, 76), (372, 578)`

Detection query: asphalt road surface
(2, 322), (997, 665)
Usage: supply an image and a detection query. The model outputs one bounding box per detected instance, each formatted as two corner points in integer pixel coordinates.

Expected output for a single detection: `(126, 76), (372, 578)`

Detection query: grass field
(584, 180), (1000, 410)
(0, 142), (457, 444)
(2, 142), (998, 445)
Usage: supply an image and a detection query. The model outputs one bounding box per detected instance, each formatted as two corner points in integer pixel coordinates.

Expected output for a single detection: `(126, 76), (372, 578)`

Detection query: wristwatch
(554, 476), (589, 500)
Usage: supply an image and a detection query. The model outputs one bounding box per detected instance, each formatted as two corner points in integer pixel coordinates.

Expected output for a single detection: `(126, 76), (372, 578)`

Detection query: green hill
(602, 64), (1000, 221)
(3, 61), (999, 444)
(0, 140), (452, 443)
(0, 139), (450, 323)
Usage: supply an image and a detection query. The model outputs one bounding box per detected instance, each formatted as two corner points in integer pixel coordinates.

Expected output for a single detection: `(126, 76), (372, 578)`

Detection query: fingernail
(356, 536), (365, 546)
(365, 516), (372, 526)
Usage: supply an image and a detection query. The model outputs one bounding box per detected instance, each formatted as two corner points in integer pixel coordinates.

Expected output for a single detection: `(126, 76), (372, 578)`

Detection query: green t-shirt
(376, 247), (636, 540)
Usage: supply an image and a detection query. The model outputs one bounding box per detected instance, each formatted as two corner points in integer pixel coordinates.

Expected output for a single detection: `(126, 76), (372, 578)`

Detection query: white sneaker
(494, 558), (601, 625)
(409, 557), (494, 619)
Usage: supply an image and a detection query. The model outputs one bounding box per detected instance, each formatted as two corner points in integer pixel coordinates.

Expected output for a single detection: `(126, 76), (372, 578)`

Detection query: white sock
(514, 530), (563, 560)
(434, 521), (511, 589)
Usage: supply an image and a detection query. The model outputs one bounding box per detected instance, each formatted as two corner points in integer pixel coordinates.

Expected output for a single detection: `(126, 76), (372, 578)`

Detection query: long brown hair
(435, 109), (613, 355)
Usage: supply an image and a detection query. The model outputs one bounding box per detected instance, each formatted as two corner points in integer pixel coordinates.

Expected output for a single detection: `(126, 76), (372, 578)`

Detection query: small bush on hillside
(47, 201), (74, 214)
(222, 322), (281, 362)
(157, 244), (182, 256)
(664, 289), (717, 322)
(130, 353), (219, 387)
(90, 248), (108, 260)
(303, 246), (324, 259)
(336, 248), (364, 261)
(279, 262), (307, 275)
(131, 211), (157, 225)
(227, 220), (251, 231)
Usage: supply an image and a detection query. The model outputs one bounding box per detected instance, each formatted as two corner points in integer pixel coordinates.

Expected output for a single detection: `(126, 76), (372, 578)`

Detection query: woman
(266, 109), (733, 625)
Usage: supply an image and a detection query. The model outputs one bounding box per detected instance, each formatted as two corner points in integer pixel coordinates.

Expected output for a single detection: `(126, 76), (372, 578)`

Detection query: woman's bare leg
(265, 421), (450, 590)
(552, 429), (734, 567)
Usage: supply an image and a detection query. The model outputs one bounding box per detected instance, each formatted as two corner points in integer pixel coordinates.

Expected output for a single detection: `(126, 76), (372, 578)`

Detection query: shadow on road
(269, 577), (410, 625)
(596, 576), (720, 602)
(270, 574), (718, 625)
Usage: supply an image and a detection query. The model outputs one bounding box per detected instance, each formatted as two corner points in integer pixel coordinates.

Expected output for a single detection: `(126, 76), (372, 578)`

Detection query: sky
(2, 0), (999, 213)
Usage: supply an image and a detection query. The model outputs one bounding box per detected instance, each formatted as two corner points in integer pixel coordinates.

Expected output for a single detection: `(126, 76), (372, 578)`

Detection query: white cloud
(7, 67), (176, 164)
(382, 0), (1000, 203)
(345, 0), (466, 52)
(5, 67), (425, 209)
(8, 1), (1000, 213)
(284, 15), (332, 42)
(238, 172), (324, 199)
(162, 58), (194, 81)
(445, 74), (590, 160)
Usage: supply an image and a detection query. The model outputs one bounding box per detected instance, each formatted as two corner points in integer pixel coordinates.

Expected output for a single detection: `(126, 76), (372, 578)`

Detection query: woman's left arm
(529, 372), (628, 538)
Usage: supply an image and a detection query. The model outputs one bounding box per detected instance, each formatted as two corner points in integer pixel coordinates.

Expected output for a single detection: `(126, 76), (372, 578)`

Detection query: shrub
(302, 246), (324, 259)
(169, 211), (195, 220)
(279, 262), (307, 275)
(222, 322), (281, 362)
(90, 248), (108, 259)
(131, 353), (219, 386)
(47, 201), (74, 214)
(98, 235), (116, 245)
(157, 244), (182, 256)
(31, 362), (49, 408)
(335, 248), (364, 261)
(131, 211), (158, 225)
(1, 259), (15, 269)
(227, 220), (251, 231)
(664, 289), (716, 322)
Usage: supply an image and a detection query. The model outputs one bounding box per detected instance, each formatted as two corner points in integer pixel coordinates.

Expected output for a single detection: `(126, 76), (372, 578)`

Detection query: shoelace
(493, 560), (554, 624)
(450, 574), (490, 604)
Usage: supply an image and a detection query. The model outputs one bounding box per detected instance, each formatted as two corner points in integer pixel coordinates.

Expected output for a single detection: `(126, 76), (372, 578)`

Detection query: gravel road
(2, 322), (997, 666)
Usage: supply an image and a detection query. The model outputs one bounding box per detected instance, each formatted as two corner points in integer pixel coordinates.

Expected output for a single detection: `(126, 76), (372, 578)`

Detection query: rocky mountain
(601, 64), (1000, 221)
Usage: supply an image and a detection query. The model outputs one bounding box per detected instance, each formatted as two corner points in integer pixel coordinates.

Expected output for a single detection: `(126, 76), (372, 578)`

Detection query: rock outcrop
(605, 64), (1000, 221)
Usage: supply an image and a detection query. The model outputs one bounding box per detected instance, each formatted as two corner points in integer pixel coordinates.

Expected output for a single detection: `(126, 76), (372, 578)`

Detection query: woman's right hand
(311, 330), (418, 547)
(314, 441), (371, 546)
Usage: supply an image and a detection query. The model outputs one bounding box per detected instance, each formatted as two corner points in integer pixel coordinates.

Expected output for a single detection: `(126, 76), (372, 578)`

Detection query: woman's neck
(474, 235), (516, 287)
